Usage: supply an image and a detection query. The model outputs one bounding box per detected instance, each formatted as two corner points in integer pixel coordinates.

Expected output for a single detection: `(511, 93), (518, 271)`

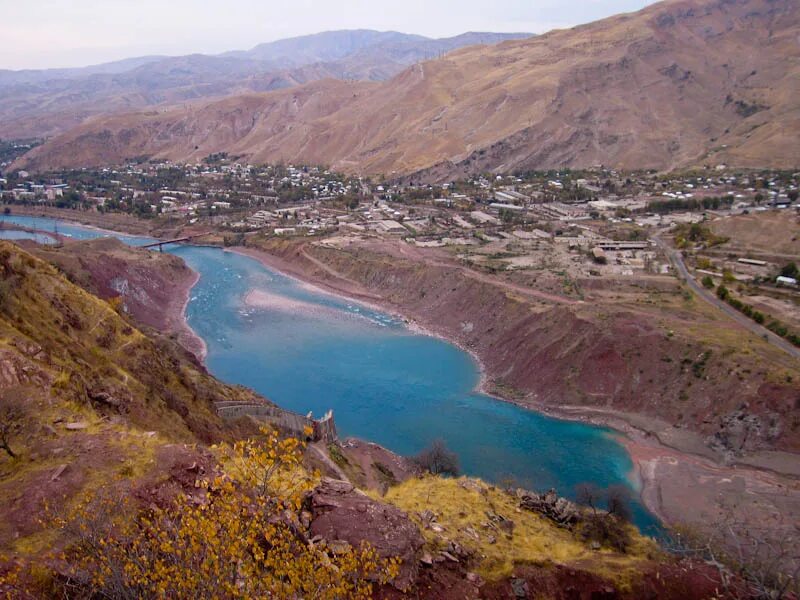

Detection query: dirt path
(361, 239), (579, 306)
(308, 443), (348, 481)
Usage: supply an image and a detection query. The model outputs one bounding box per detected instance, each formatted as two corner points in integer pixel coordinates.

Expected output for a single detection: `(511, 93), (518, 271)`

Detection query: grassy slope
(0, 241), (263, 557)
(380, 477), (658, 586)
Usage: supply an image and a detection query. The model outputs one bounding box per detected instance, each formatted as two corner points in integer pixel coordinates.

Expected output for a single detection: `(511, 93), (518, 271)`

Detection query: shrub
(575, 483), (633, 552)
(46, 428), (398, 599)
(412, 439), (460, 477)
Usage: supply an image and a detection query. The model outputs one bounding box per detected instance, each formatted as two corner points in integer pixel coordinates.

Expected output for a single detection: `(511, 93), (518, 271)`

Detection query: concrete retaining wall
(216, 403), (337, 442)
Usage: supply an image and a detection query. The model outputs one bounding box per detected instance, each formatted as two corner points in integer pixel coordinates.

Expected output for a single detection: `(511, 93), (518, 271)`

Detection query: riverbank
(230, 242), (800, 539)
(173, 268), (208, 362)
(1, 217), (208, 366)
(2, 204), (156, 234)
(6, 210), (797, 540)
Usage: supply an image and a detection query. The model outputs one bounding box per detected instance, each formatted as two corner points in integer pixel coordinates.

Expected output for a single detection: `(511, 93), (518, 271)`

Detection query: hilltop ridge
(0, 30), (530, 139)
(15, 0), (799, 176)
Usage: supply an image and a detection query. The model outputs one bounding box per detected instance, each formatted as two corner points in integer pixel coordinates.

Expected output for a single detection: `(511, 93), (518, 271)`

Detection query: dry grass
(380, 476), (658, 584)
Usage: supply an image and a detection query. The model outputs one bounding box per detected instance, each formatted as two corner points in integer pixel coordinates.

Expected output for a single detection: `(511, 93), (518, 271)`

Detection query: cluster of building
(2, 161), (797, 284)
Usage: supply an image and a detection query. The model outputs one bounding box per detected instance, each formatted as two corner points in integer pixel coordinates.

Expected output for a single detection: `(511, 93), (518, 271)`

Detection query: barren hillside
(17, 0), (800, 176)
(0, 31), (528, 139)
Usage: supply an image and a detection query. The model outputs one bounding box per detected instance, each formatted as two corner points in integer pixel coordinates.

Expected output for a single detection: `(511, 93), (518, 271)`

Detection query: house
(494, 190), (529, 204)
(376, 220), (407, 235)
(737, 258), (767, 267)
(489, 202), (525, 212)
(247, 210), (276, 227)
(470, 210), (500, 225)
(592, 247), (608, 264)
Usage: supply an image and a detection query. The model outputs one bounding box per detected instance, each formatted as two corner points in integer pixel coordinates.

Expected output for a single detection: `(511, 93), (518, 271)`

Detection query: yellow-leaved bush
(3, 427), (399, 599)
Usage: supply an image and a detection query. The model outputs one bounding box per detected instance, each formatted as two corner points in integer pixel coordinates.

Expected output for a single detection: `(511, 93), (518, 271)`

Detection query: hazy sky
(0, 0), (655, 70)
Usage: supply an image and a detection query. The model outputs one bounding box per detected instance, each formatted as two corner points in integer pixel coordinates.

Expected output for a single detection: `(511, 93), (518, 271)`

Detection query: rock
(459, 479), (486, 494)
(511, 577), (530, 598)
(418, 509), (436, 524)
(306, 478), (424, 591)
(445, 540), (471, 560)
(518, 488), (581, 527)
(439, 551), (459, 563)
(486, 510), (515, 535)
(299, 510), (312, 529)
(420, 552), (434, 567)
(327, 539), (352, 555)
(50, 464), (69, 481)
(88, 389), (123, 408)
(64, 422), (89, 431)
(707, 409), (782, 457)
(591, 541), (602, 550)
(466, 572), (484, 586)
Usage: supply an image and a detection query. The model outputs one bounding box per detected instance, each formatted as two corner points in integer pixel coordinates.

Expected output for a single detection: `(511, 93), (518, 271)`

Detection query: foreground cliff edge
(0, 241), (761, 598)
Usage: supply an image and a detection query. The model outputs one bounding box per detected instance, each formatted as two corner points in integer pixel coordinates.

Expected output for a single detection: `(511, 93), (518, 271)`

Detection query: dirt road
(655, 235), (800, 361)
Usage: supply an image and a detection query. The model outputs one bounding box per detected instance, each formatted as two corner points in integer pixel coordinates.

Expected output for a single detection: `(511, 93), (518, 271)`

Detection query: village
(1, 158), (799, 312)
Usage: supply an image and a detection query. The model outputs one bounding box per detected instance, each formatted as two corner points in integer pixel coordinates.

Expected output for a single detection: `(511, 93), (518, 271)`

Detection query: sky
(0, 0), (656, 71)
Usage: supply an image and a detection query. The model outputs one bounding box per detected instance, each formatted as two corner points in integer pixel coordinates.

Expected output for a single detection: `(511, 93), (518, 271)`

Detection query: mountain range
(0, 30), (529, 139)
(12, 0), (800, 178)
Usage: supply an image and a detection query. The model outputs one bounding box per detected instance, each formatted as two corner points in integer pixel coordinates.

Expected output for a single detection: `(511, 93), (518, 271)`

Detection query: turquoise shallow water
(0, 215), (660, 533)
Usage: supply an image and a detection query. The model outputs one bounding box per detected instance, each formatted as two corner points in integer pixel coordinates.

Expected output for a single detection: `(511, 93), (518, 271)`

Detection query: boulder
(88, 389), (123, 408)
(518, 488), (581, 526)
(64, 422), (89, 431)
(306, 478), (425, 591)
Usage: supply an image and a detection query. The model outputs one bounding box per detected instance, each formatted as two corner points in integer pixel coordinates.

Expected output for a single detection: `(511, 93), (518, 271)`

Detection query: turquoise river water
(0, 215), (660, 533)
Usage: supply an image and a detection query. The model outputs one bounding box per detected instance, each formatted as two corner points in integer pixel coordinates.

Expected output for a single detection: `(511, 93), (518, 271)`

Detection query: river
(0, 214), (660, 533)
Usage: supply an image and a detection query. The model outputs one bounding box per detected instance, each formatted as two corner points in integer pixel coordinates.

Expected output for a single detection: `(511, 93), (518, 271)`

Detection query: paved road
(654, 235), (800, 361)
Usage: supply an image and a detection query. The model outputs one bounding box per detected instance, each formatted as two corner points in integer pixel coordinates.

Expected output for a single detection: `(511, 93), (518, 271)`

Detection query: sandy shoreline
(230, 247), (498, 390)
(175, 269), (208, 363)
